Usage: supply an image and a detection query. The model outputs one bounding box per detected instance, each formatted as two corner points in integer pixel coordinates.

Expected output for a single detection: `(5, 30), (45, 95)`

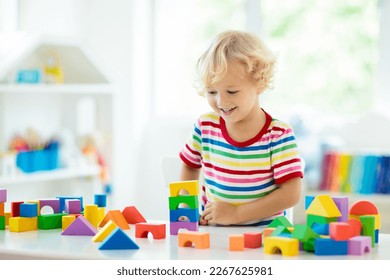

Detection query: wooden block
(229, 234), (244, 251)
(348, 236), (371, 255)
(20, 203), (38, 217)
(314, 238), (348, 255)
(329, 222), (351, 241)
(169, 180), (199, 196)
(62, 215), (76, 230)
(122, 206), (147, 224)
(92, 220), (117, 242)
(178, 231), (210, 249)
(349, 200), (378, 216)
(99, 227), (139, 250)
(170, 221), (198, 235)
(306, 195), (341, 218)
(61, 215), (98, 236)
(264, 236), (299, 256)
(9, 217), (38, 232)
(39, 198), (60, 214)
(135, 223), (166, 239)
(99, 210), (130, 230)
(243, 232), (262, 248)
(84, 204), (100, 228)
(38, 213), (64, 229)
(0, 189), (6, 203)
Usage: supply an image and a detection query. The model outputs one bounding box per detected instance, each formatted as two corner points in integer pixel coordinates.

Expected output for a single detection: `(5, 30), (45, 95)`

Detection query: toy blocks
(348, 236), (372, 255)
(168, 180), (200, 235)
(264, 236), (299, 256)
(243, 232), (262, 248)
(9, 216), (38, 232)
(314, 238), (348, 255)
(122, 206), (147, 224)
(229, 234), (244, 251)
(135, 223), (166, 239)
(94, 194), (107, 207)
(99, 227), (139, 250)
(0, 189), (7, 203)
(169, 180), (199, 196)
(178, 231), (210, 249)
(38, 213), (64, 229)
(61, 215), (98, 236)
(99, 210), (130, 230)
(39, 199), (60, 214)
(92, 220), (117, 242)
(84, 204), (100, 228)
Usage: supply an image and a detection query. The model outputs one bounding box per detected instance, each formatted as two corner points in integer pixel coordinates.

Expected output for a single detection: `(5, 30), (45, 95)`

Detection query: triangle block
(266, 216), (293, 228)
(99, 210), (130, 230)
(306, 195), (341, 218)
(98, 227), (139, 250)
(61, 215), (98, 236)
(92, 220), (117, 242)
(122, 206), (147, 224)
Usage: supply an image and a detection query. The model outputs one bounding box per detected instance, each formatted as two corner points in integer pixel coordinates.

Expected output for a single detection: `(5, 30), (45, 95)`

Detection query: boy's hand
(201, 201), (238, 225)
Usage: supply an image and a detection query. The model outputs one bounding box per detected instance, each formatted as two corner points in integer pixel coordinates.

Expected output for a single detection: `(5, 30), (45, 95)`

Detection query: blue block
(312, 223), (329, 235)
(99, 228), (139, 250)
(314, 238), (348, 255)
(169, 208), (199, 222)
(20, 203), (38, 217)
(305, 195), (315, 210)
(94, 194), (107, 207)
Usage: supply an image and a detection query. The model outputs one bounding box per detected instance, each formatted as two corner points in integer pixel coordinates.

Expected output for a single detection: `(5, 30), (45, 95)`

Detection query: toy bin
(16, 144), (60, 173)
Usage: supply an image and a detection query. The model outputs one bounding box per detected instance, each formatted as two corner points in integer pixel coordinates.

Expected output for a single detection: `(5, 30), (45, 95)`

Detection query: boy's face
(206, 62), (262, 126)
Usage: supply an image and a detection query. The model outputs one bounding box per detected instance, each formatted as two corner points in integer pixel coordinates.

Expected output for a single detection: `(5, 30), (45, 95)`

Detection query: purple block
(65, 199), (81, 214)
(61, 215), (97, 236)
(348, 236), (372, 255)
(170, 221), (198, 235)
(39, 199), (60, 214)
(333, 196), (349, 222)
(0, 189), (7, 203)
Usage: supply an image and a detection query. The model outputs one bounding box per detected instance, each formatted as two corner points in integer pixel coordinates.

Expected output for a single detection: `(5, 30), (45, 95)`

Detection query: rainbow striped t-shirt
(179, 109), (303, 226)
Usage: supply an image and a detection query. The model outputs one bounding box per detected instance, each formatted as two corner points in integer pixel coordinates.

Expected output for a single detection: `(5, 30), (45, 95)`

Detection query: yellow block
(92, 220), (117, 242)
(84, 204), (99, 228)
(306, 195), (341, 218)
(169, 180), (199, 196)
(4, 212), (11, 225)
(62, 215), (76, 230)
(98, 207), (105, 224)
(9, 217), (38, 232)
(264, 236), (299, 257)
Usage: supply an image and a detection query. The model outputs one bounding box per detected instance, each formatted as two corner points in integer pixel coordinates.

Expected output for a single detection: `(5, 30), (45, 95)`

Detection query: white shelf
(0, 165), (100, 186)
(0, 84), (113, 95)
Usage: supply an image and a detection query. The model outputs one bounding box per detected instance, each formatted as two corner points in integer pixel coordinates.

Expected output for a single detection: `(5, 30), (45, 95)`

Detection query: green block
(38, 213), (65, 229)
(306, 214), (336, 228)
(360, 215), (375, 247)
(270, 225), (291, 237)
(0, 216), (5, 230)
(266, 216), (293, 228)
(168, 195), (199, 210)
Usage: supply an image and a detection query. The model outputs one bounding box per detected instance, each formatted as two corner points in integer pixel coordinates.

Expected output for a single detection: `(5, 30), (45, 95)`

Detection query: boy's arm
(202, 177), (301, 225)
(180, 163), (200, 181)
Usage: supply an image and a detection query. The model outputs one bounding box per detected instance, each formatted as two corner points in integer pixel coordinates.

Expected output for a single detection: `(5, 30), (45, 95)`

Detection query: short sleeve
(179, 118), (203, 169)
(270, 123), (304, 184)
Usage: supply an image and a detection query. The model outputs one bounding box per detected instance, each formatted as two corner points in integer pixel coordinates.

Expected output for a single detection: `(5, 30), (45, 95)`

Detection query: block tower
(168, 180), (200, 235)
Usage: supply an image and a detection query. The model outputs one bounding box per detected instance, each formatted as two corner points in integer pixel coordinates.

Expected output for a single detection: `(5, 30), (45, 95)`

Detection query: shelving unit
(0, 34), (114, 203)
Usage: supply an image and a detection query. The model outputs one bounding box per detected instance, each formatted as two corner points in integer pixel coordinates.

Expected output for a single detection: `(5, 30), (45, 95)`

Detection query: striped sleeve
(179, 118), (203, 169)
(270, 121), (304, 184)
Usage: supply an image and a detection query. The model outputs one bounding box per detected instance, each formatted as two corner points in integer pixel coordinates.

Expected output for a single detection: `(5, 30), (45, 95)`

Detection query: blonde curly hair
(196, 30), (276, 96)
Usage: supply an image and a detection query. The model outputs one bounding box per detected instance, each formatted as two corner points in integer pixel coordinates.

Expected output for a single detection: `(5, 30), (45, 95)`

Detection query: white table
(0, 222), (389, 260)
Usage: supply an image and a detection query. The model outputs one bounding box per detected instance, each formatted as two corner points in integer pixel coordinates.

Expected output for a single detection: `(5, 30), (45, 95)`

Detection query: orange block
(229, 234), (244, 251)
(349, 200), (378, 216)
(262, 227), (275, 239)
(0, 202), (4, 216)
(99, 210), (130, 230)
(178, 231), (210, 249)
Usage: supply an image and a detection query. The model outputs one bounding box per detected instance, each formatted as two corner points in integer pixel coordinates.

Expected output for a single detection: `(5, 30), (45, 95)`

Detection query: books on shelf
(318, 151), (390, 194)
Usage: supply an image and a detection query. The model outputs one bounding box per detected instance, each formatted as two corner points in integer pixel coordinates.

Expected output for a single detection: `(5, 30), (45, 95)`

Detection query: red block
(243, 232), (262, 248)
(347, 218), (362, 237)
(329, 222), (351, 241)
(135, 223), (166, 239)
(349, 201), (378, 216)
(11, 201), (23, 217)
(122, 206), (147, 224)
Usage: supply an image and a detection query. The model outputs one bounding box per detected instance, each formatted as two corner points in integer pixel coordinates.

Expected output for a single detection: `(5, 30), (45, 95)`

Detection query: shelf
(0, 84), (114, 96)
(0, 165), (100, 186)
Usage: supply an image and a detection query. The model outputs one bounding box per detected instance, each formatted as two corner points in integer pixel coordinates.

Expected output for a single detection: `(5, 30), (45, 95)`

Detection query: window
(153, 0), (381, 119)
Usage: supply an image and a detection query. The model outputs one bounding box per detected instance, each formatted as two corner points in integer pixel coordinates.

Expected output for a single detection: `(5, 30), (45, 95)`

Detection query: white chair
(161, 155), (294, 224)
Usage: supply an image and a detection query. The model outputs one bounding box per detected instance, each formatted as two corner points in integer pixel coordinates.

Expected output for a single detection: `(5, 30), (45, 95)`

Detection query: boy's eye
(207, 91), (217, 95)
(227, 90), (239, 94)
